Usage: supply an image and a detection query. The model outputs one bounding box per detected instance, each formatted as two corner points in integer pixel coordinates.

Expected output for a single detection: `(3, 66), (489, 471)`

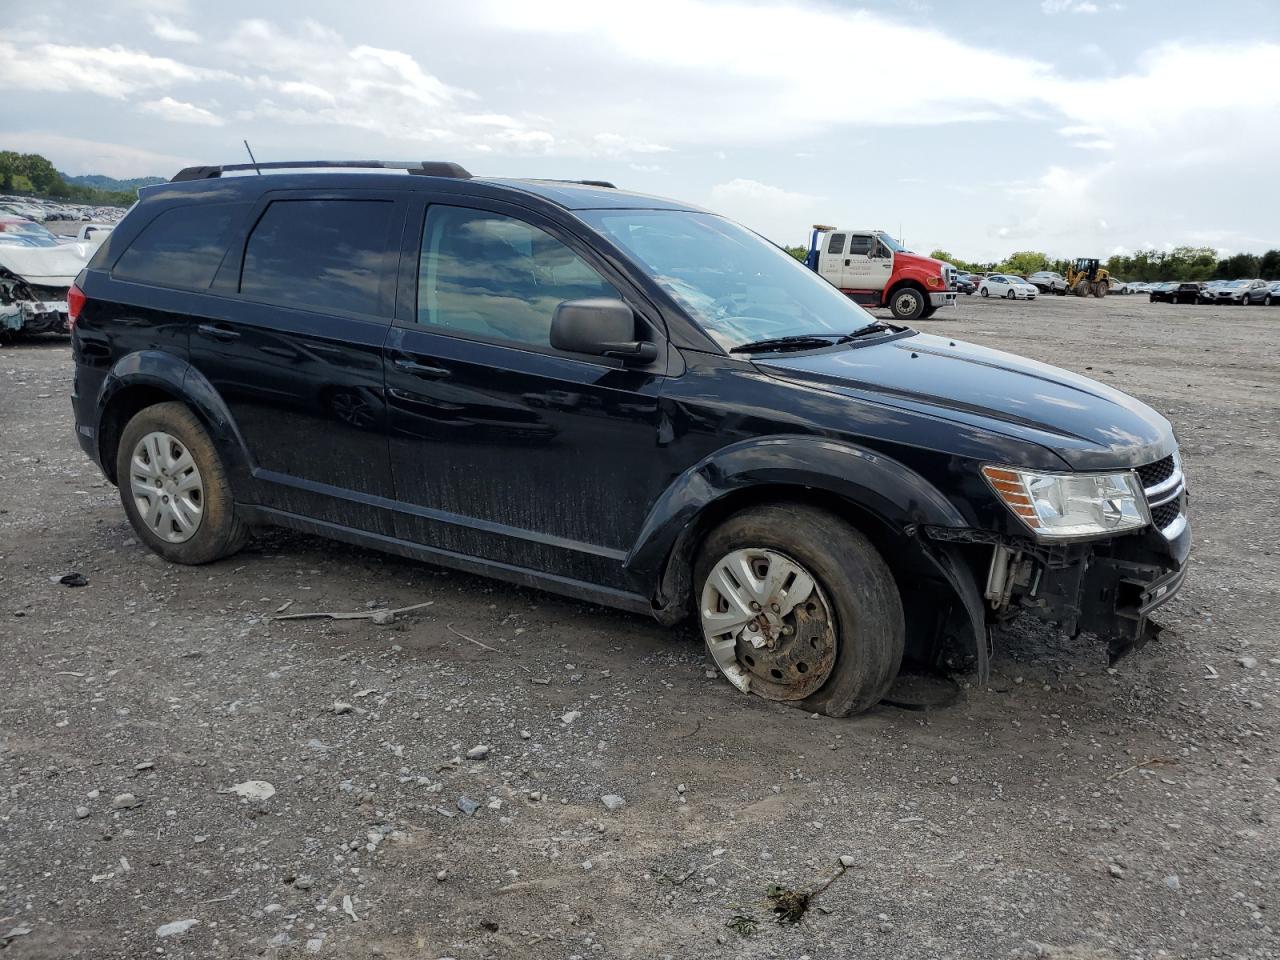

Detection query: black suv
(69, 160), (1190, 716)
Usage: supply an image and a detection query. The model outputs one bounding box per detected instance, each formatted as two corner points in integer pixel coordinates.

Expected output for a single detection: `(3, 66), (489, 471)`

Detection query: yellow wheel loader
(1066, 258), (1111, 297)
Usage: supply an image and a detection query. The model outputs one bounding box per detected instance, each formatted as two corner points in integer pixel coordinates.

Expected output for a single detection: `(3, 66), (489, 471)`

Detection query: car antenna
(243, 139), (262, 175)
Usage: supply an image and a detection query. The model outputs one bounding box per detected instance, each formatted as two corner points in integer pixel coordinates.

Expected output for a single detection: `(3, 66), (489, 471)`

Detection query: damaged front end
(0, 267), (71, 336)
(0, 243), (93, 337)
(931, 457), (1191, 662)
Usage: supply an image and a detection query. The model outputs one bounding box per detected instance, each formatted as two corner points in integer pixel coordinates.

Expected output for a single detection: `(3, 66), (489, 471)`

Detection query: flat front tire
(116, 402), (247, 565)
(695, 504), (904, 717)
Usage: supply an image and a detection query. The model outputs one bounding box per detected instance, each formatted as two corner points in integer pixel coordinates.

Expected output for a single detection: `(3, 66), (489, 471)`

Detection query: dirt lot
(2, 294), (1278, 960)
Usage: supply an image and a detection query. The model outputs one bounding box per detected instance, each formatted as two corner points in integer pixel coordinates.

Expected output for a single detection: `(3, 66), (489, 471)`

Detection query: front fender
(626, 435), (965, 581)
(626, 435), (989, 673)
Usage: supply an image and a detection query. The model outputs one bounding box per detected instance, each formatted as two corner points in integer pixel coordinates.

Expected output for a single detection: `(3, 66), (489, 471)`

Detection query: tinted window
(826, 234), (845, 255)
(113, 203), (244, 290)
(417, 205), (619, 347)
(847, 235), (871, 256)
(240, 200), (395, 315)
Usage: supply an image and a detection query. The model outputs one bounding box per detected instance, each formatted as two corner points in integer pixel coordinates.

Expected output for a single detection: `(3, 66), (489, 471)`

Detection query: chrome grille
(1139, 452), (1186, 540)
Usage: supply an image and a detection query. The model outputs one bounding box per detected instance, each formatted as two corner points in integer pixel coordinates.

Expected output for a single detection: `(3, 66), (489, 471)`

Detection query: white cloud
(0, 40), (220, 98)
(149, 15), (199, 43)
(1042, 0), (1100, 12)
(709, 179), (823, 241)
(480, 0), (1058, 138)
(140, 96), (224, 126)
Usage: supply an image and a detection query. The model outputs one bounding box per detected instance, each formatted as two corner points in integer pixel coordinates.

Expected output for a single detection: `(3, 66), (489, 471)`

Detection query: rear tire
(888, 286), (926, 322)
(695, 504), (904, 717)
(116, 402), (248, 565)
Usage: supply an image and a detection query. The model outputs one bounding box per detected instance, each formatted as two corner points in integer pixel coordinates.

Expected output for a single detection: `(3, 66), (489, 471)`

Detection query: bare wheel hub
(700, 548), (836, 701)
(129, 431), (204, 544)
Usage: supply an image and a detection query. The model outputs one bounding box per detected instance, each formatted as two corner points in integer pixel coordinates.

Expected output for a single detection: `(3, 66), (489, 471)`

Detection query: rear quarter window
(112, 202), (247, 290)
(238, 199), (398, 316)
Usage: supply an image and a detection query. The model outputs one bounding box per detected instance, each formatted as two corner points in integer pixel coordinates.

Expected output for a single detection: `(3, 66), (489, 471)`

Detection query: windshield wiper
(730, 334), (847, 354)
(729, 322), (906, 354)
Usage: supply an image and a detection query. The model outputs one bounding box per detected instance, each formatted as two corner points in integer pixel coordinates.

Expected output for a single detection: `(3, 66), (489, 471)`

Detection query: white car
(72, 222), (114, 244)
(979, 274), (1039, 300)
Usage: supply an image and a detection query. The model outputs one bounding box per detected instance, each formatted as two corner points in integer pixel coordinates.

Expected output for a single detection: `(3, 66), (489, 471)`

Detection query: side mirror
(550, 298), (657, 364)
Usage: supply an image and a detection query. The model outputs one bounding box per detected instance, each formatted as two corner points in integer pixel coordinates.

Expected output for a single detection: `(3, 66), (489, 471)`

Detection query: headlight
(982, 465), (1149, 539)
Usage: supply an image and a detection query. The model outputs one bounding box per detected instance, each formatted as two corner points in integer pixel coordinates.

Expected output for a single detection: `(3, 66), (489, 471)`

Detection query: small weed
(726, 913), (758, 937)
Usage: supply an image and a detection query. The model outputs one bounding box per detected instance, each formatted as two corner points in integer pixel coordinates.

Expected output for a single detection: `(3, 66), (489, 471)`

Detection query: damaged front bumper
(983, 512), (1191, 661)
(1, 298), (70, 334)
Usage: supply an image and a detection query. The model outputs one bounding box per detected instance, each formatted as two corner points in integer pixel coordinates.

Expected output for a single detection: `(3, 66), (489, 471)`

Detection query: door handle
(843, 259), (850, 266)
(392, 357), (451, 379)
(197, 323), (241, 341)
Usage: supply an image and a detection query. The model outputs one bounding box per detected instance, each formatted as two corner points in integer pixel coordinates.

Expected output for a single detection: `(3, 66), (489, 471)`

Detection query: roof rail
(169, 160), (472, 183)
(534, 178), (616, 189)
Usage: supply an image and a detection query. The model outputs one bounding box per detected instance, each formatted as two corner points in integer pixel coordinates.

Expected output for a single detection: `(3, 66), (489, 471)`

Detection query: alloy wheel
(700, 548), (837, 701)
(129, 431), (204, 543)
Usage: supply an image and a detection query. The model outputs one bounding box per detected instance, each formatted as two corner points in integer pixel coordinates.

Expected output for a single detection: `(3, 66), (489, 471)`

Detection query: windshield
(1225, 279), (1248, 287)
(875, 232), (906, 253)
(580, 209), (885, 351)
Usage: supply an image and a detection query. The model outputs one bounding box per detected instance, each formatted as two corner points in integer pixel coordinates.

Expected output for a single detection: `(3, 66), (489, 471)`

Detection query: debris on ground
(272, 600), (434, 623)
(155, 919), (199, 938)
(220, 780), (276, 801)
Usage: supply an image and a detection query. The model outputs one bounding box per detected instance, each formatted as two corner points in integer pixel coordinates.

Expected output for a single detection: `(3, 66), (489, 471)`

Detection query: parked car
(0, 217), (63, 247)
(72, 222), (115, 244)
(69, 159), (1190, 717)
(1237, 279), (1271, 304)
(1027, 271), (1067, 295)
(979, 274), (1038, 299)
(953, 274), (976, 295)
(1201, 279), (1260, 304)
(1264, 280), (1280, 305)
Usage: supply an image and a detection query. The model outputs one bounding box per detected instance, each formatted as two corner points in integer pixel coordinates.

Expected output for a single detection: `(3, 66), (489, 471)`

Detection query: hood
(755, 332), (1174, 470)
(0, 242), (93, 287)
(894, 250), (946, 275)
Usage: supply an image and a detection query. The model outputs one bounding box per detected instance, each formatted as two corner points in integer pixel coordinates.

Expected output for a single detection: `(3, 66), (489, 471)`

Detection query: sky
(1, 0), (1277, 260)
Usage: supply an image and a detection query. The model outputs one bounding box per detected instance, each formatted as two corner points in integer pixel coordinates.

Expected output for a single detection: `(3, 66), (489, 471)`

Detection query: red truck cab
(804, 225), (956, 321)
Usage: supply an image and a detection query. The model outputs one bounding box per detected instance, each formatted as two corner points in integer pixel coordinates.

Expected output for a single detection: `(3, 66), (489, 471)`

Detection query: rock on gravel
(222, 780), (276, 801)
(601, 794), (626, 812)
(466, 744), (490, 760)
(156, 919), (199, 938)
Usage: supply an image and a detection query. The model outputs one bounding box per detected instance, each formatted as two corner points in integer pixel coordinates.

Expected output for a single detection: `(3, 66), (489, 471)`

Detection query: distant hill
(61, 173), (167, 193)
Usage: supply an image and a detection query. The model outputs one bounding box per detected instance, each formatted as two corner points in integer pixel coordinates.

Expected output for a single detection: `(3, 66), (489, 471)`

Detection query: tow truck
(804, 225), (956, 321)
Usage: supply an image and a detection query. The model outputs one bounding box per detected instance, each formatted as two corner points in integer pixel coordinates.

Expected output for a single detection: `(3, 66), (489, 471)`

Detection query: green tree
(997, 251), (1049, 277)
(1259, 249), (1280, 280)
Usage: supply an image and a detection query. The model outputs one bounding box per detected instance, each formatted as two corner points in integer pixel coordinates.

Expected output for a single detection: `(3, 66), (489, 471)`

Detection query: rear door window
(240, 199), (398, 316)
(112, 202), (246, 290)
(826, 233), (845, 255)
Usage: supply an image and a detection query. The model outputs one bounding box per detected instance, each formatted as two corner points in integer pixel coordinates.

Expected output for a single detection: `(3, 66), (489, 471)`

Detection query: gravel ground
(1, 294), (1278, 960)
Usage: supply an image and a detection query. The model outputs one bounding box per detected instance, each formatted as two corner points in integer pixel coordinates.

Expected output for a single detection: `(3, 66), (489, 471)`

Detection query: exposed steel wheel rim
(894, 290), (920, 314)
(700, 548), (837, 701)
(129, 431), (204, 543)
